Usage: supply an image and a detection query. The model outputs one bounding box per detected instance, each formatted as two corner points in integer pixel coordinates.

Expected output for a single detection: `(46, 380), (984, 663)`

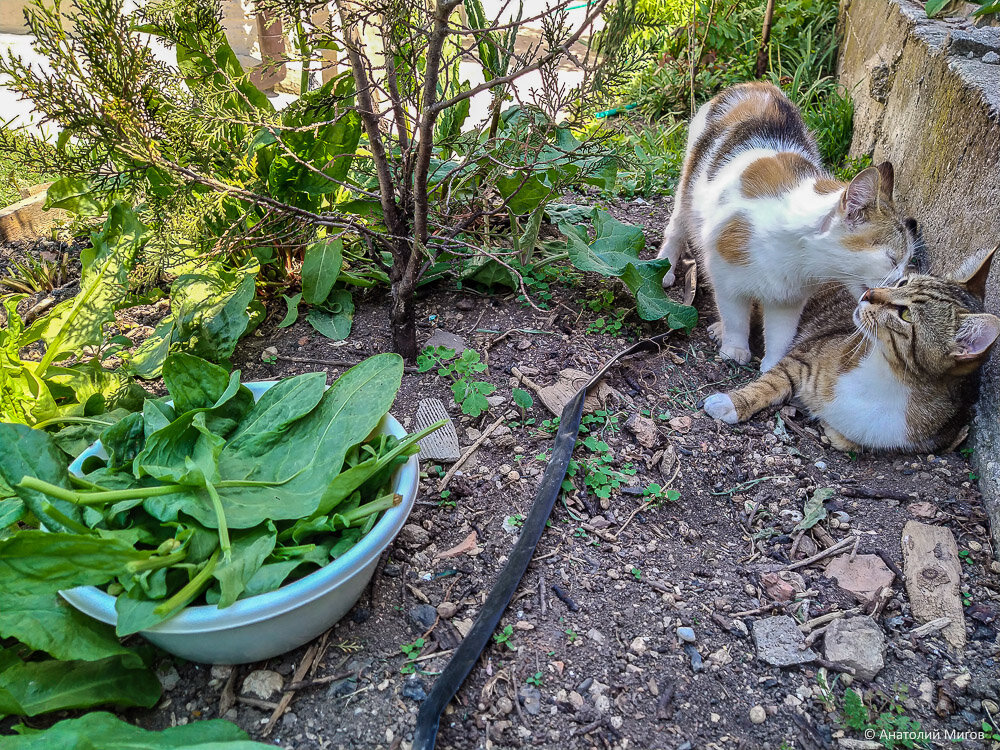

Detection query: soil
(8, 197), (1000, 749)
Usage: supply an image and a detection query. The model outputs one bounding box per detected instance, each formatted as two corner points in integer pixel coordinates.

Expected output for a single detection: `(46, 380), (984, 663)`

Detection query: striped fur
(658, 82), (918, 371)
(703, 249), (1000, 452)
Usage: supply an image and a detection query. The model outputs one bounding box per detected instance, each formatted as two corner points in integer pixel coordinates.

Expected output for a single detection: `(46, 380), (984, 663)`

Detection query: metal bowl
(60, 381), (418, 664)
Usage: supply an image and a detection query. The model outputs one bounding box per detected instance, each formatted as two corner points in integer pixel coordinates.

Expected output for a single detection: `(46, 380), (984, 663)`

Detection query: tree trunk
(755, 0), (776, 78)
(390, 273), (418, 362)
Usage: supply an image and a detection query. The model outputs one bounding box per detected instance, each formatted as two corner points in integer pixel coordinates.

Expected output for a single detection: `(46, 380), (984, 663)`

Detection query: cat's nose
(861, 289), (872, 302)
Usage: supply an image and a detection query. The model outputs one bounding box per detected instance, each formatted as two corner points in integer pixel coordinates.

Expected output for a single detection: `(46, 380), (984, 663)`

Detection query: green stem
(153, 549), (220, 617)
(18, 476), (179, 506)
(203, 480), (231, 562)
(337, 492), (400, 529)
(31, 416), (116, 430)
(296, 18), (310, 95)
(126, 548), (187, 573)
(40, 503), (93, 534)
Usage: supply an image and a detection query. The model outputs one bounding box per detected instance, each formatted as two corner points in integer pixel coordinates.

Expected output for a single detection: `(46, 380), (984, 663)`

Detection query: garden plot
(75, 197), (997, 750)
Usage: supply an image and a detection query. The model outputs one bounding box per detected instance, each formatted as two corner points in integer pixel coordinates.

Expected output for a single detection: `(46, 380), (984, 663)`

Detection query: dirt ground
(8, 197), (1000, 749)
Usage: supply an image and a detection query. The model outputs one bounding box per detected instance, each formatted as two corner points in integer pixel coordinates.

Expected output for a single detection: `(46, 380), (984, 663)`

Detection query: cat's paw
(707, 321), (724, 342)
(719, 345), (752, 365)
(661, 270), (676, 288)
(703, 393), (739, 424)
(822, 424), (860, 452)
(760, 355), (780, 372)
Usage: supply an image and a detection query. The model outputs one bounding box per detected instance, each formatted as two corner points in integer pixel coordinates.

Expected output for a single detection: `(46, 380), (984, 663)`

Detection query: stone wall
(838, 0), (1000, 554)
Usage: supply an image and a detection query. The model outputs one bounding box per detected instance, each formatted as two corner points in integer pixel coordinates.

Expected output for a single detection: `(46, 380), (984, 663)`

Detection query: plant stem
(296, 17), (310, 95)
(126, 547), (187, 573)
(203, 480), (231, 562)
(18, 476), (180, 505)
(40, 503), (93, 534)
(335, 492), (400, 529)
(153, 549), (220, 617)
(31, 416), (115, 430)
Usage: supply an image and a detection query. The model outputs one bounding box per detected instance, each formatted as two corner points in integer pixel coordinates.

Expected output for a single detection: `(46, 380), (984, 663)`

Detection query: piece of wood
(901, 521), (966, 649)
(0, 190), (68, 243)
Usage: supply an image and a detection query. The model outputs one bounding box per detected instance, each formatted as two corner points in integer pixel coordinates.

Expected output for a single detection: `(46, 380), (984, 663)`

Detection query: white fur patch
(704, 393), (739, 423)
(819, 352), (911, 449)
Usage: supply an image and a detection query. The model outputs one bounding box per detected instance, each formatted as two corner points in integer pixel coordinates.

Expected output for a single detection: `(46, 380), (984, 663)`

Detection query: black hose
(412, 332), (672, 750)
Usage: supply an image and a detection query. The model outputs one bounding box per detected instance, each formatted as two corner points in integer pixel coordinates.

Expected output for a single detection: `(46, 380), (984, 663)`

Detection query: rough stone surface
(901, 521), (967, 648)
(824, 553), (895, 603)
(242, 669), (284, 700)
(838, 0), (1000, 553)
(824, 616), (886, 681)
(752, 616), (818, 667)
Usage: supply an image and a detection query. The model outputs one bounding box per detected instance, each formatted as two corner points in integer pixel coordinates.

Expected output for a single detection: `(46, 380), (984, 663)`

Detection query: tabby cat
(702, 248), (999, 452)
(658, 81), (918, 371)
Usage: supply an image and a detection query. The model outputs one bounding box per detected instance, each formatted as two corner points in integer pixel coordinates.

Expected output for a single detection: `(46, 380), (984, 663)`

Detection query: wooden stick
(438, 411), (512, 492)
(799, 608), (859, 633)
(262, 640), (321, 736)
(785, 535), (855, 571)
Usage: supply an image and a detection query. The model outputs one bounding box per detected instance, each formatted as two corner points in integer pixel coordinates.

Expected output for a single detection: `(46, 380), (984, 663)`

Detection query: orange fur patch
(740, 154), (817, 199)
(716, 216), (752, 265)
(814, 178), (844, 195)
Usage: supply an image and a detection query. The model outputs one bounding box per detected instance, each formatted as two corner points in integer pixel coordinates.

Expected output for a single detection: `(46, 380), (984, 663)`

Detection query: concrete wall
(838, 0), (1000, 554)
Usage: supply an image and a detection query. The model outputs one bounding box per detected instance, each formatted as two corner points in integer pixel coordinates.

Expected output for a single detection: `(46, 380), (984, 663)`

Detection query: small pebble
(814, 460), (827, 471)
(984, 51), (1000, 64)
(437, 601), (458, 619)
(749, 705), (767, 724)
(677, 626), (696, 643)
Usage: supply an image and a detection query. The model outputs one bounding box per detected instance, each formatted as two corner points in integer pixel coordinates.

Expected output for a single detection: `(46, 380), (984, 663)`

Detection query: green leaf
(546, 203), (597, 225)
(278, 293), (302, 328)
(301, 238), (344, 305)
(0, 656), (160, 719)
(129, 267), (257, 379)
(497, 172), (552, 214)
(0, 593), (137, 664)
(925, 0), (949, 15)
(162, 353), (234, 414)
(562, 210), (697, 331)
(212, 524), (277, 608)
(43, 177), (105, 216)
(307, 290), (354, 340)
(0, 497), (24, 531)
(0, 530), (147, 596)
(36, 204), (145, 373)
(795, 487), (834, 531)
(512, 388), (534, 410)
(0, 424), (79, 533)
(0, 711), (272, 748)
(223, 372), (327, 459)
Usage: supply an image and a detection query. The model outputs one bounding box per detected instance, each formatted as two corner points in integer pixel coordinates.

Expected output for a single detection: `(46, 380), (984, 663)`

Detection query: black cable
(413, 332), (672, 750)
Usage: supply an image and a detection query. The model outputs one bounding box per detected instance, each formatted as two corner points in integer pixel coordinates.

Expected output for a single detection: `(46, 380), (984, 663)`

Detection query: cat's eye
(897, 306), (912, 322)
(895, 278), (909, 288)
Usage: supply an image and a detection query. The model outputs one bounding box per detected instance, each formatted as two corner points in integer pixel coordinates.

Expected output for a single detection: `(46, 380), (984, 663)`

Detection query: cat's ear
(875, 162), (894, 200)
(841, 167), (881, 227)
(955, 245), (996, 300)
(951, 313), (1000, 363)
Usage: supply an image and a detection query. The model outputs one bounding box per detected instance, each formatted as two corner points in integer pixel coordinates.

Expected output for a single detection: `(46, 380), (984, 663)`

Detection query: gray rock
(157, 664), (181, 692)
(752, 615), (818, 667)
(242, 669), (284, 700)
(984, 51), (1000, 64)
(521, 686), (542, 715)
(398, 523), (430, 548)
(402, 676), (427, 702)
(424, 329), (466, 353)
(824, 616), (886, 681)
(683, 643), (704, 672)
(676, 626), (696, 643)
(408, 604), (438, 631)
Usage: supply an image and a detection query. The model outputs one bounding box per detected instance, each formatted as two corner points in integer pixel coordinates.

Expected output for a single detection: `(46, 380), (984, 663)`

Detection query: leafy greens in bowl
(0, 352), (440, 663)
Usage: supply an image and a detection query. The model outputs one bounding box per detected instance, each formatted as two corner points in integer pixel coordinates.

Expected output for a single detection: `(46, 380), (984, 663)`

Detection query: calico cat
(658, 81), (918, 371)
(702, 248), (999, 452)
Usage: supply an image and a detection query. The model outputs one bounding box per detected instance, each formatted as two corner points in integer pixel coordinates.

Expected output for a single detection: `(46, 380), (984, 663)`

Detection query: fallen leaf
(668, 416), (692, 433)
(436, 531), (479, 559)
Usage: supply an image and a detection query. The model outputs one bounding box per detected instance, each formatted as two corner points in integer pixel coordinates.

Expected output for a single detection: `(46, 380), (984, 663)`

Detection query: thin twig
(785, 535), (856, 571)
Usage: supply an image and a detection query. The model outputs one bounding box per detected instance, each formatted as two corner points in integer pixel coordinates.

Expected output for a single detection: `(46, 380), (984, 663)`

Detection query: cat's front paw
(719, 345), (752, 365)
(708, 321), (724, 342)
(703, 393), (739, 424)
(661, 270), (676, 288)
